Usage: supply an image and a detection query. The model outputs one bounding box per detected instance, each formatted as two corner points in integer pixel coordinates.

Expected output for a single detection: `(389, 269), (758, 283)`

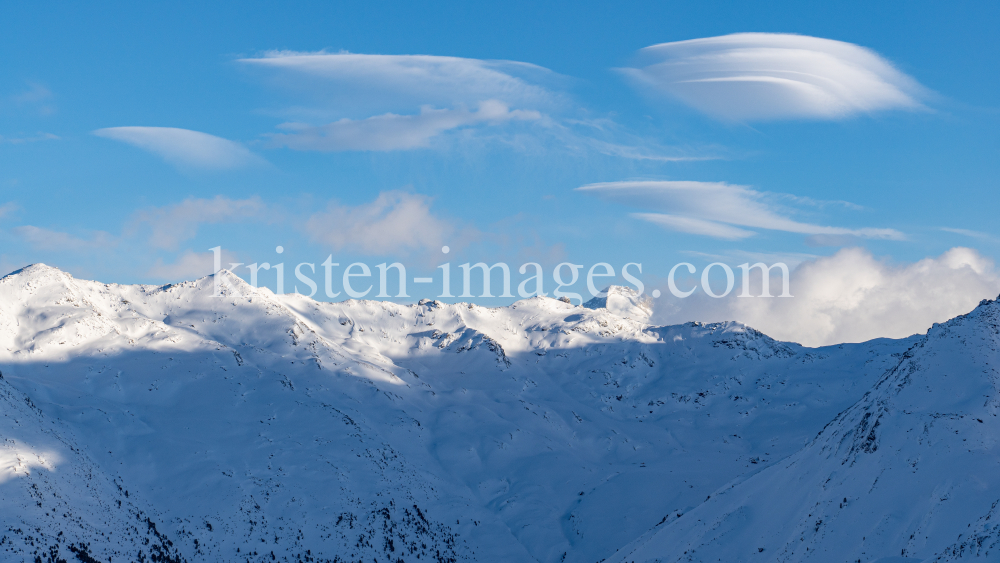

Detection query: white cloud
(577, 180), (903, 241)
(94, 127), (266, 170)
(239, 51), (559, 111)
(654, 247), (1000, 347)
(270, 100), (541, 151)
(12, 226), (116, 252)
(304, 191), (454, 255)
(128, 196), (265, 250)
(621, 33), (926, 121)
(0, 202), (17, 219)
(146, 249), (239, 282)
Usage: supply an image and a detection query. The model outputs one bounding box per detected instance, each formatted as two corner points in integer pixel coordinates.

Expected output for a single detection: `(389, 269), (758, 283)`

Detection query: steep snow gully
(0, 264), (997, 562)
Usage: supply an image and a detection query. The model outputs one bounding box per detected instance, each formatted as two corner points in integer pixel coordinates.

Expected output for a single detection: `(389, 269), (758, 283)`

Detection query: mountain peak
(1, 263), (72, 283)
(928, 292), (1000, 335)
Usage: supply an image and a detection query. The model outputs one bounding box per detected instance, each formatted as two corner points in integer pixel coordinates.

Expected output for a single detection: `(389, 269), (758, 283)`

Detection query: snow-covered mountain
(613, 296), (1000, 563)
(0, 264), (993, 562)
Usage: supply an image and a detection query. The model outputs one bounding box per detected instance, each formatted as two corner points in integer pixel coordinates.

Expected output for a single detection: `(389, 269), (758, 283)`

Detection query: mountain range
(1, 264), (997, 563)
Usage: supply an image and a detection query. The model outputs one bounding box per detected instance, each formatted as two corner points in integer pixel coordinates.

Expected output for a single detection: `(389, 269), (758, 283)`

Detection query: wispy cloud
(270, 100), (541, 151)
(941, 227), (1000, 243)
(239, 51), (561, 112)
(581, 138), (721, 162)
(304, 191), (456, 255)
(633, 213), (756, 239)
(13, 226), (116, 252)
(542, 116), (728, 162)
(0, 132), (60, 144)
(577, 180), (903, 241)
(679, 249), (821, 271)
(0, 202), (18, 219)
(621, 33), (927, 121)
(94, 127), (266, 170)
(11, 81), (56, 116)
(128, 196), (266, 250)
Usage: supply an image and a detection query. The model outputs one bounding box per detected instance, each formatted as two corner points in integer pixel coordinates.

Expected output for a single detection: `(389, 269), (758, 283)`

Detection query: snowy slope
(0, 264), (951, 562)
(612, 297), (1000, 563)
(0, 371), (186, 563)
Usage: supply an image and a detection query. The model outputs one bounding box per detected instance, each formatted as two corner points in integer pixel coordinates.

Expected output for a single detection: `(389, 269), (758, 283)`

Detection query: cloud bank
(621, 33), (926, 121)
(94, 127), (265, 170)
(577, 180), (902, 241)
(655, 247), (1000, 347)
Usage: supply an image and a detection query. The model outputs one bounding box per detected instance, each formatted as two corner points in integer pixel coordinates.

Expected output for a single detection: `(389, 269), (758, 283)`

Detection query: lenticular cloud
(94, 126), (264, 170)
(621, 33), (926, 121)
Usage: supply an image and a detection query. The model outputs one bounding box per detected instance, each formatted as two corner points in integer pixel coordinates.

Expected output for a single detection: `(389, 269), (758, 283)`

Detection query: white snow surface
(0, 264), (994, 562)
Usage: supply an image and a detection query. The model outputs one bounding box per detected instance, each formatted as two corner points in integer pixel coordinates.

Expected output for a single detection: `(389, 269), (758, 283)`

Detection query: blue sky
(2, 1), (999, 344)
